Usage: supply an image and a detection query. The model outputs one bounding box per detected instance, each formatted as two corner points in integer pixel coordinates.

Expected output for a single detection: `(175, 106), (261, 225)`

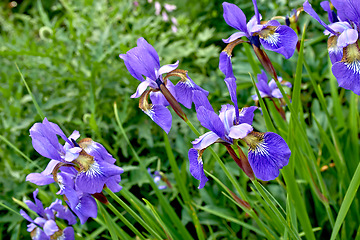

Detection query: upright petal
(238, 106), (258, 125)
(320, 1), (337, 23)
(245, 132), (291, 181)
(331, 0), (360, 25)
(303, 0), (337, 35)
(222, 2), (248, 33)
(224, 77), (239, 122)
(196, 106), (226, 139)
(26, 173), (55, 186)
(219, 52), (234, 79)
(188, 148), (209, 189)
(219, 104), (236, 133)
(337, 29), (358, 48)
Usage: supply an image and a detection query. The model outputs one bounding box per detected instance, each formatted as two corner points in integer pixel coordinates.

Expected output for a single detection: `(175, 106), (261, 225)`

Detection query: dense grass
(0, 0), (359, 239)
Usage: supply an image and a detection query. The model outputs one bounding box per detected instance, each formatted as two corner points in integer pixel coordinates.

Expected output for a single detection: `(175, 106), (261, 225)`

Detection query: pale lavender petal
(42, 160), (61, 175)
(26, 173), (55, 185)
(222, 32), (247, 43)
(162, 11), (169, 21)
(247, 132), (291, 181)
(228, 123), (253, 139)
(259, 25), (298, 59)
(158, 61), (179, 75)
(192, 131), (220, 150)
(155, 1), (161, 15)
(247, 15), (261, 34)
(32, 228), (49, 240)
(196, 106), (225, 139)
(337, 29), (358, 48)
(222, 2), (248, 33)
(131, 80), (151, 98)
(164, 3), (176, 12)
(143, 104), (172, 133)
(43, 219), (58, 236)
(188, 148), (208, 189)
(271, 89), (283, 98)
(64, 147), (82, 162)
(219, 104), (236, 133)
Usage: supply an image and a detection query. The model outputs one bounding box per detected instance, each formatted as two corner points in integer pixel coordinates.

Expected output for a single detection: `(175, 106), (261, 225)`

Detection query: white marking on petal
(262, 32), (280, 47)
(144, 106), (155, 120)
(85, 161), (104, 178)
(345, 61), (360, 74)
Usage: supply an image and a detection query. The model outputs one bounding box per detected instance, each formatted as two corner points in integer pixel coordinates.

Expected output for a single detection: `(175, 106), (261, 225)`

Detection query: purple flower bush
(26, 118), (123, 224)
(303, 0), (360, 95)
(20, 189), (76, 240)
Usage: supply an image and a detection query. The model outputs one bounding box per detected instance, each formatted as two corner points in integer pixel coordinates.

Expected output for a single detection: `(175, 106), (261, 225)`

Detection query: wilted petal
(143, 104), (172, 133)
(228, 123), (253, 139)
(245, 132), (291, 181)
(188, 148), (209, 189)
(259, 25), (298, 59)
(196, 106), (226, 139)
(222, 2), (248, 33)
(192, 131), (220, 150)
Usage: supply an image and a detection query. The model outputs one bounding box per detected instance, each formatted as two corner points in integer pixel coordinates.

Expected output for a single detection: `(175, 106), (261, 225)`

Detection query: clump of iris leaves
(0, 0), (359, 239)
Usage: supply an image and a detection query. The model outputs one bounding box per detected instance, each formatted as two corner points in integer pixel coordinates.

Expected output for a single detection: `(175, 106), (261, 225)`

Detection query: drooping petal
(131, 80), (152, 98)
(245, 132), (291, 181)
(26, 173), (55, 186)
(188, 148), (209, 189)
(105, 175), (123, 192)
(20, 209), (34, 223)
(238, 106), (258, 125)
(259, 25), (298, 59)
(42, 118), (72, 146)
(332, 53), (360, 95)
(49, 199), (77, 225)
(222, 2), (248, 33)
(328, 35), (343, 64)
(222, 32), (247, 43)
(196, 106), (226, 139)
(192, 90), (214, 112)
(337, 29), (358, 48)
(143, 104), (172, 133)
(70, 194), (97, 225)
(256, 70), (271, 95)
(303, 0), (337, 35)
(192, 131), (220, 150)
(228, 123), (253, 139)
(75, 160), (124, 194)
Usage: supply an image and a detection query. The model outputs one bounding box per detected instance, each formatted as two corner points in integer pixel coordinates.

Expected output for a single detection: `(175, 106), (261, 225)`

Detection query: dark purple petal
(49, 199), (77, 225)
(246, 132), (291, 181)
(70, 194), (97, 225)
(222, 2), (248, 33)
(192, 90), (214, 112)
(303, 0), (337, 35)
(228, 123), (253, 139)
(320, 1), (337, 23)
(192, 131), (220, 150)
(188, 148), (209, 189)
(26, 173), (55, 186)
(143, 104), (172, 133)
(43, 219), (58, 236)
(331, 0), (360, 25)
(196, 106), (226, 139)
(219, 104), (236, 133)
(224, 77), (239, 122)
(75, 160), (124, 194)
(63, 227), (75, 239)
(259, 25), (298, 59)
(252, 0), (261, 24)
(332, 61), (360, 95)
(238, 106), (258, 125)
(219, 52), (234, 79)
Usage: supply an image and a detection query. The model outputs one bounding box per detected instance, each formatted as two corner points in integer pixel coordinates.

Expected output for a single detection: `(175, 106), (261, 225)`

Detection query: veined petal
(228, 123), (253, 139)
(196, 106), (226, 139)
(331, 0), (360, 25)
(158, 61), (179, 76)
(192, 131), (220, 150)
(332, 43), (360, 95)
(223, 32), (247, 43)
(238, 106), (258, 125)
(219, 104), (236, 133)
(49, 199), (77, 225)
(337, 29), (358, 48)
(188, 148), (209, 189)
(174, 80), (195, 109)
(222, 2), (248, 33)
(79, 138), (116, 164)
(43, 118), (72, 146)
(143, 104), (172, 133)
(303, 0), (337, 35)
(259, 25), (298, 59)
(70, 194), (97, 225)
(245, 132), (291, 181)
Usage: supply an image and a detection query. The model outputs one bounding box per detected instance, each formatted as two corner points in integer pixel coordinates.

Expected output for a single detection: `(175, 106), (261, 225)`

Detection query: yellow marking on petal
(258, 27), (280, 46)
(342, 43), (360, 63)
(75, 151), (95, 172)
(139, 89), (152, 111)
(242, 132), (266, 152)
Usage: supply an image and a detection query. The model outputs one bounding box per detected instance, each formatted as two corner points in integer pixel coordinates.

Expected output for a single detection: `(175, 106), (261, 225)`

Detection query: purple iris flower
(252, 70), (292, 101)
(220, 1), (298, 79)
(148, 168), (167, 190)
(20, 189), (76, 240)
(303, 0), (360, 95)
(27, 119), (123, 223)
(120, 37), (208, 133)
